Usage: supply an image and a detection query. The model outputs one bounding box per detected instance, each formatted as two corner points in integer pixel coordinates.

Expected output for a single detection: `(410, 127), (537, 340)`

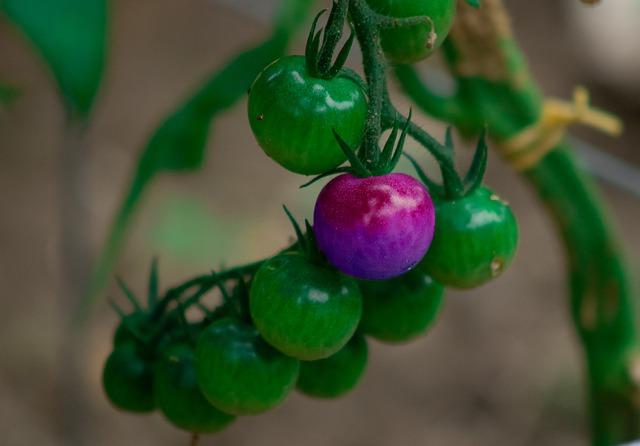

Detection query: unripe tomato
(297, 334), (368, 399)
(250, 252), (362, 361)
(154, 344), (235, 433)
(102, 343), (155, 413)
(314, 173), (435, 280)
(358, 269), (444, 343)
(420, 187), (518, 288)
(195, 318), (299, 415)
(366, 0), (456, 63)
(248, 56), (367, 175)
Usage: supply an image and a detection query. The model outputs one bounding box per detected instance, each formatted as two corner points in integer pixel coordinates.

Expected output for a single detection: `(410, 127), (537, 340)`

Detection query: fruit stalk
(394, 1), (640, 444)
(348, 0), (386, 165)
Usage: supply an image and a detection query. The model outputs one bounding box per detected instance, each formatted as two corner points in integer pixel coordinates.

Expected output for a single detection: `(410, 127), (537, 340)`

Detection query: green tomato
(420, 187), (519, 289)
(366, 0), (456, 63)
(250, 252), (362, 361)
(154, 344), (235, 433)
(247, 55), (367, 175)
(195, 317), (299, 415)
(102, 343), (155, 413)
(297, 334), (368, 399)
(358, 269), (444, 343)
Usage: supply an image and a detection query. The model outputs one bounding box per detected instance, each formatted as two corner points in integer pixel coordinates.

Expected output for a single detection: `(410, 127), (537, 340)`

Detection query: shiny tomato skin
(250, 252), (362, 361)
(366, 0), (456, 63)
(419, 187), (519, 288)
(248, 56), (366, 175)
(313, 173), (435, 280)
(195, 318), (299, 416)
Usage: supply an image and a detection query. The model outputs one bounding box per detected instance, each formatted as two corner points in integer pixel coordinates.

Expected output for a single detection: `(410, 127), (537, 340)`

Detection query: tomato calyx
(406, 127), (489, 201)
(282, 205), (325, 266)
(305, 7), (355, 80)
(300, 110), (413, 187)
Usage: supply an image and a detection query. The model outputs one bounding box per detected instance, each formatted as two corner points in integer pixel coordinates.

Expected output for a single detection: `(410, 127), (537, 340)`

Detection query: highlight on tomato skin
(247, 55), (367, 175)
(249, 251), (363, 361)
(418, 187), (519, 289)
(313, 172), (436, 281)
(195, 317), (300, 416)
(365, 0), (456, 64)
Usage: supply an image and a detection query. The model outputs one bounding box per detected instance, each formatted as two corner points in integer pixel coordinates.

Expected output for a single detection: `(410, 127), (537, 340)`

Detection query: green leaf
(1, 0), (107, 116)
(77, 0), (314, 322)
(465, 0), (481, 7)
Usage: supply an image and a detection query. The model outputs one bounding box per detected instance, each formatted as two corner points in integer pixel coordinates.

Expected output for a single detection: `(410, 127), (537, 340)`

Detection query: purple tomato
(313, 173), (435, 280)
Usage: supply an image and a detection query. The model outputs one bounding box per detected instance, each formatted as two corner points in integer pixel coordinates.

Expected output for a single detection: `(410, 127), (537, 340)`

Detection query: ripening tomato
(196, 318), (299, 415)
(154, 344), (235, 433)
(102, 343), (155, 413)
(250, 252), (362, 361)
(313, 173), (435, 280)
(419, 187), (518, 288)
(358, 268), (444, 343)
(248, 56), (367, 175)
(297, 334), (368, 398)
(366, 0), (456, 63)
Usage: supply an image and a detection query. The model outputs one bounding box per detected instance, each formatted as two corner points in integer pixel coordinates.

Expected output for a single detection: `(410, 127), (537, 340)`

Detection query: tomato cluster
(102, 246), (445, 436)
(103, 0), (521, 440)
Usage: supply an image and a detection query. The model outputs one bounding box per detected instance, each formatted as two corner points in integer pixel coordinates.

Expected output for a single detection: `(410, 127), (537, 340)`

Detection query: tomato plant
(88, 0), (638, 443)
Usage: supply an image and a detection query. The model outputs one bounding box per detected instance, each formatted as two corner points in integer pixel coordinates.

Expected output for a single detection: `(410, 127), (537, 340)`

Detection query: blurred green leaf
(148, 196), (242, 265)
(0, 81), (20, 107)
(465, 0), (480, 7)
(1, 0), (107, 116)
(79, 0), (315, 321)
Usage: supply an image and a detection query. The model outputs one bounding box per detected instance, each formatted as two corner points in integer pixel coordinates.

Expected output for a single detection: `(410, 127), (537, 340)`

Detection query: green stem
(151, 259), (265, 320)
(396, 1), (640, 443)
(527, 145), (639, 445)
(393, 64), (464, 126)
(348, 0), (385, 165)
(318, 0), (348, 72)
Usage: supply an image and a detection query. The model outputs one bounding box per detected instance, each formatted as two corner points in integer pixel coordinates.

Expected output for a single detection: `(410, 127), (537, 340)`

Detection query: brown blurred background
(1, 0), (639, 445)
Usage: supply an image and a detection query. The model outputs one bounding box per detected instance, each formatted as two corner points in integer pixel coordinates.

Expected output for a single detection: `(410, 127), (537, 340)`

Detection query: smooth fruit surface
(248, 56), (366, 175)
(314, 173), (435, 280)
(420, 187), (519, 288)
(196, 318), (299, 415)
(155, 344), (235, 433)
(102, 343), (155, 413)
(358, 268), (444, 342)
(297, 334), (368, 398)
(366, 0), (456, 63)
(250, 252), (362, 360)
